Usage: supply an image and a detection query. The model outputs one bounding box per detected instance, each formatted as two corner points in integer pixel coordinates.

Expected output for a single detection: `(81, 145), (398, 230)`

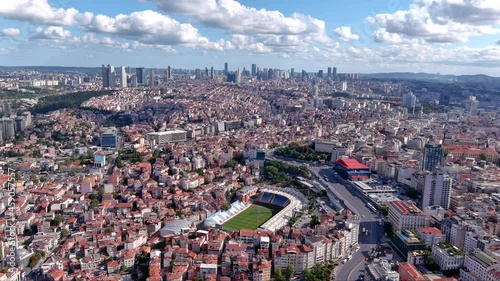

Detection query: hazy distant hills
(0, 66), (100, 74)
(361, 72), (500, 85)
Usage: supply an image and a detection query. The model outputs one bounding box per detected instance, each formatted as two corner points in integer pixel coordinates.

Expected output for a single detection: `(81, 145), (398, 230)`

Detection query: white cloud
(496, 39), (500, 45)
(154, 0), (326, 35)
(70, 33), (177, 53)
(367, 0), (500, 43)
(334, 26), (359, 41)
(84, 10), (228, 51)
(373, 29), (417, 44)
(0, 0), (91, 26)
(31, 26), (71, 41)
(0, 28), (20, 37)
(153, 0), (333, 54)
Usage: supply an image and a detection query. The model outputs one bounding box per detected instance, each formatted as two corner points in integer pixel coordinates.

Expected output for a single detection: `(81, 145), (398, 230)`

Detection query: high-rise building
(301, 70), (307, 79)
(332, 67), (337, 79)
(341, 81), (347, 92)
(120, 66), (127, 88)
(251, 64), (257, 76)
(290, 68), (295, 78)
(327, 67), (332, 78)
(167, 66), (173, 80)
(465, 96), (479, 115)
(136, 67), (146, 85)
(149, 68), (155, 87)
(101, 65), (108, 88)
(422, 169), (452, 209)
(104, 64), (116, 88)
(195, 69), (202, 80)
(421, 144), (444, 172)
(102, 64), (116, 88)
(235, 69), (241, 84)
(224, 62), (228, 75)
(402, 92), (417, 113)
(210, 67), (214, 79)
(439, 93), (450, 105)
(318, 70), (324, 78)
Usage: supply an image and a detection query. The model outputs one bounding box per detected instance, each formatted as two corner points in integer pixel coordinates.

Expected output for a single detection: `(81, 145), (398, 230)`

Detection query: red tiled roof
(336, 159), (370, 170)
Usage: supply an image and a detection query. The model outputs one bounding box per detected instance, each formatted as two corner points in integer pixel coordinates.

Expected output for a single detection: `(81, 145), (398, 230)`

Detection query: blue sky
(0, 0), (499, 75)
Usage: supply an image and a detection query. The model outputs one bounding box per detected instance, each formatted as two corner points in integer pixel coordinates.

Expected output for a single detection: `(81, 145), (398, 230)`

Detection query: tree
(115, 153), (123, 168)
(60, 229), (69, 239)
(50, 215), (65, 226)
(285, 264), (295, 280)
(90, 198), (99, 209)
(98, 187), (105, 197)
(310, 214), (320, 228)
(220, 203), (231, 211)
(480, 153), (487, 161)
(406, 187), (419, 199)
(275, 268), (285, 281)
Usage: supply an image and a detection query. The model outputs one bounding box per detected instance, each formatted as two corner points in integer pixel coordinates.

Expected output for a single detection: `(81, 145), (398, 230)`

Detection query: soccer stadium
(204, 186), (308, 231)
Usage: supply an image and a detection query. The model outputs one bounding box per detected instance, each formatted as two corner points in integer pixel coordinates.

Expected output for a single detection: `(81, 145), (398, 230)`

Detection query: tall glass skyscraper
(421, 144), (444, 172)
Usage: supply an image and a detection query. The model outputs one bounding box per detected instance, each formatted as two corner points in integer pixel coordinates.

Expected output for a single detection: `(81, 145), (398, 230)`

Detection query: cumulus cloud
(153, 0), (334, 55)
(0, 28), (20, 37)
(0, 0), (92, 26)
(84, 10), (230, 51)
(31, 26), (71, 40)
(70, 33), (177, 53)
(154, 0), (326, 35)
(334, 26), (359, 41)
(367, 0), (500, 43)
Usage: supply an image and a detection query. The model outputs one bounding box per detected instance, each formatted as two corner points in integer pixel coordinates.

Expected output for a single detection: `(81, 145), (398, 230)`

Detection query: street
(267, 153), (384, 281)
(310, 167), (384, 281)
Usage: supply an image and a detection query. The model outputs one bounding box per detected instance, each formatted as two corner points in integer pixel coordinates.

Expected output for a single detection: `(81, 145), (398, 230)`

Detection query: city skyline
(0, 1), (499, 75)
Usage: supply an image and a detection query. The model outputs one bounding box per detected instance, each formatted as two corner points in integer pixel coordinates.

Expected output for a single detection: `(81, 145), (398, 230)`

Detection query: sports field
(222, 203), (283, 231)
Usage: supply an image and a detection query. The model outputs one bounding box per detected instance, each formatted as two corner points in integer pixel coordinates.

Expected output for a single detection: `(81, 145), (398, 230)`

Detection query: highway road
(266, 153), (384, 281)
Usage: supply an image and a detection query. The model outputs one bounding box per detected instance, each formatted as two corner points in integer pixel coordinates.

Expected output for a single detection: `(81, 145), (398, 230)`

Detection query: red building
(334, 158), (371, 181)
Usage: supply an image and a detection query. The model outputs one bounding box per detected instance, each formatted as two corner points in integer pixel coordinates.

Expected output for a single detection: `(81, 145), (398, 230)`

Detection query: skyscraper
(235, 69), (241, 84)
(105, 64), (116, 88)
(422, 169), (452, 209)
(332, 67), (337, 79)
(291, 68), (295, 78)
(167, 66), (173, 80)
(136, 67), (146, 85)
(318, 70), (324, 78)
(251, 64), (257, 76)
(421, 144), (444, 172)
(402, 92), (417, 113)
(149, 68), (155, 87)
(120, 66), (127, 88)
(465, 96), (479, 115)
(101, 65), (108, 88)
(327, 67), (332, 78)
(224, 62), (228, 75)
(210, 67), (214, 79)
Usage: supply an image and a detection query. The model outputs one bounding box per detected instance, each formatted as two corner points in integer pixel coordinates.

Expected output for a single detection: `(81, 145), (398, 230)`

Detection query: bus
(367, 203), (377, 213)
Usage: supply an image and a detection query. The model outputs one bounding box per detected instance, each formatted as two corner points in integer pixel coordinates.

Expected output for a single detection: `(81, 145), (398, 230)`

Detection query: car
(362, 215), (365, 218)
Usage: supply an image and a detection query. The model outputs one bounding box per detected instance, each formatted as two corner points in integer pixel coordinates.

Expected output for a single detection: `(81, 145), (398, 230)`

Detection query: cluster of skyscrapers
(101, 63), (359, 87)
(101, 65), (173, 88)
(0, 102), (31, 144)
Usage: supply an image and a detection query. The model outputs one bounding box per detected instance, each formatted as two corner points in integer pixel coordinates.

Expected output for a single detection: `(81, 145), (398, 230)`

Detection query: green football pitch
(222, 203), (283, 231)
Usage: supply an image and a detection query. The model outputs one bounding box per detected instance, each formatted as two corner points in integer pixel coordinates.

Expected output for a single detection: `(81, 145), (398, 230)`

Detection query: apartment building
(388, 201), (426, 231)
